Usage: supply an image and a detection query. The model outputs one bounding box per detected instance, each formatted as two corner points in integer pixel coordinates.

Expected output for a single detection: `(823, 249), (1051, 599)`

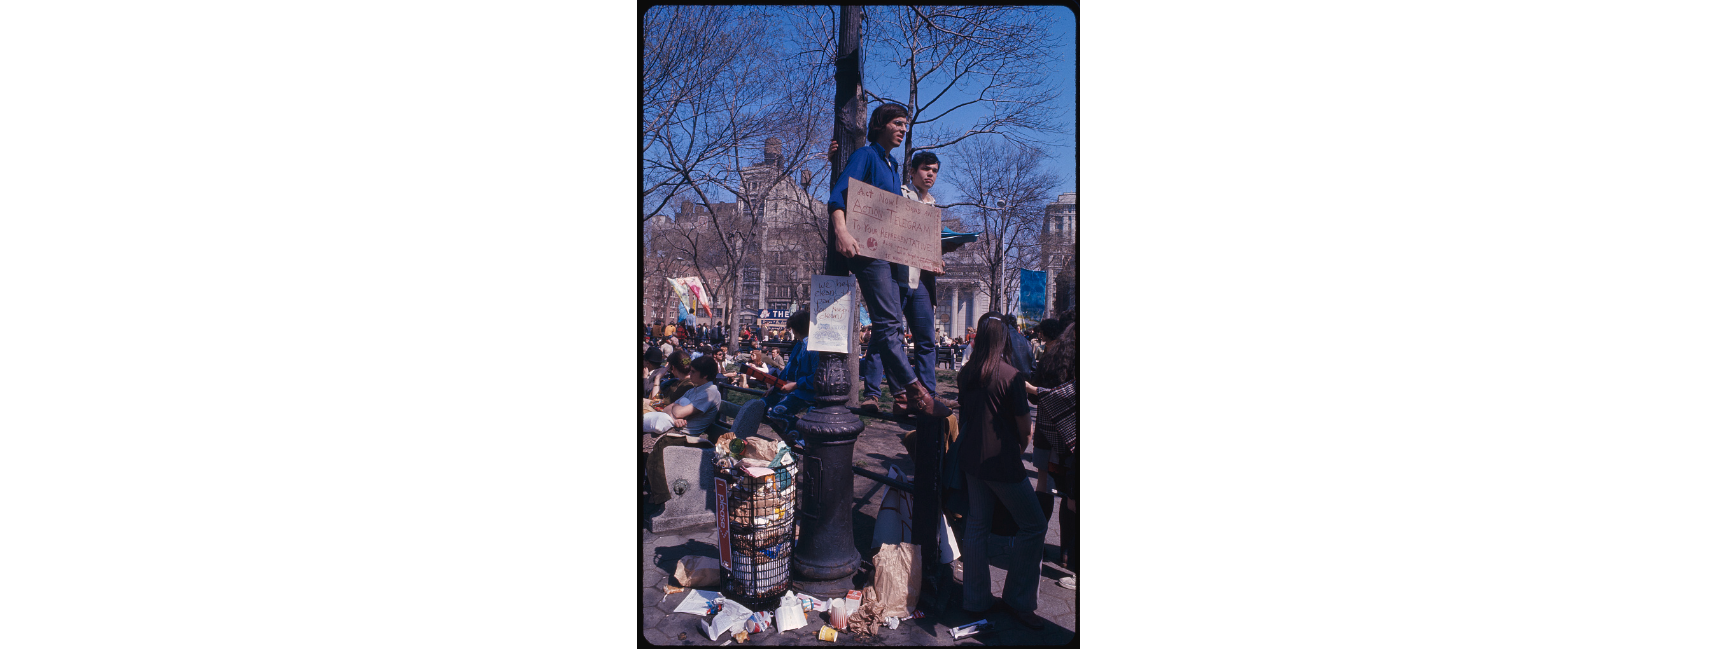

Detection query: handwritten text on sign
(807, 274), (856, 353)
(845, 179), (944, 273)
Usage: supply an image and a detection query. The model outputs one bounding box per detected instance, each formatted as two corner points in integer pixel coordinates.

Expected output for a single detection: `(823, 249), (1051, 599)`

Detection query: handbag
(1037, 380), (1077, 455)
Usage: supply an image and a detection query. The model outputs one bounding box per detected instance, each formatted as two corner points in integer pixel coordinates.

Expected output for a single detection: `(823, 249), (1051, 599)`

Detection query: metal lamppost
(793, 199), (868, 597)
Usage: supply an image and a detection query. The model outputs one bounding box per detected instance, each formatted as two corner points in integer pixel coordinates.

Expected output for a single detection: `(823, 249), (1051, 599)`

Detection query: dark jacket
(1006, 328), (1035, 376)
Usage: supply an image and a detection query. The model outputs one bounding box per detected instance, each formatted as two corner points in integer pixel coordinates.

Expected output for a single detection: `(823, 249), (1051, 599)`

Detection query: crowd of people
(640, 102), (1079, 628)
(642, 319), (813, 351)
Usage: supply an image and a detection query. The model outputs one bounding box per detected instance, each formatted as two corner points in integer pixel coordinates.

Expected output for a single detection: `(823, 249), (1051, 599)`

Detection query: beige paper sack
(871, 542), (922, 618)
(674, 555), (721, 588)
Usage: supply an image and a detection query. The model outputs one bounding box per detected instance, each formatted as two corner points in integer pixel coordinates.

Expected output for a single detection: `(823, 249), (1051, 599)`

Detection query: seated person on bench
(641, 351), (706, 432)
(763, 309), (819, 430)
(642, 355), (722, 437)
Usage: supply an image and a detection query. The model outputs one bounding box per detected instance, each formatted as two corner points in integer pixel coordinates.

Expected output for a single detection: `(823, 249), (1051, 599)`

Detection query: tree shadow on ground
(652, 538), (720, 577)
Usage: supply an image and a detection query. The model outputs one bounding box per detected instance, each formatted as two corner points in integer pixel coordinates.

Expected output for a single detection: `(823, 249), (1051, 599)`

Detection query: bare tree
(642, 7), (766, 223)
(865, 4), (1068, 203)
(943, 138), (1062, 314)
(644, 6), (838, 352)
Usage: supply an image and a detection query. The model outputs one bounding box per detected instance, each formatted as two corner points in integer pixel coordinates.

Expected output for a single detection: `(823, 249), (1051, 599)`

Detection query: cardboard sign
(715, 477), (731, 570)
(844, 179), (945, 273)
(807, 274), (857, 353)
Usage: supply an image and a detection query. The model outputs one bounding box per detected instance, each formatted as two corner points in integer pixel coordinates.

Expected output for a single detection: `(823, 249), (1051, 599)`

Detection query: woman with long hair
(955, 313), (1049, 629)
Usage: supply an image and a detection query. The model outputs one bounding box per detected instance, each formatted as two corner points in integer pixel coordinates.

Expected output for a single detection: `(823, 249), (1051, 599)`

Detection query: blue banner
(678, 301), (691, 324)
(1019, 269), (1046, 321)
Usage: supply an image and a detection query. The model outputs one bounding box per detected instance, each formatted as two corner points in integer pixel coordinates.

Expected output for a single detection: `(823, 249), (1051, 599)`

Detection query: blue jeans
(861, 345), (887, 399)
(962, 471), (1048, 614)
(900, 274), (938, 395)
(764, 392), (815, 437)
(845, 255), (919, 395)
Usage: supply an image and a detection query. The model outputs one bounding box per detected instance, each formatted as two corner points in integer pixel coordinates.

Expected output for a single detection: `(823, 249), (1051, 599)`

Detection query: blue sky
(864, 6), (1078, 204)
(1037, 8), (1079, 200)
(669, 6), (1078, 209)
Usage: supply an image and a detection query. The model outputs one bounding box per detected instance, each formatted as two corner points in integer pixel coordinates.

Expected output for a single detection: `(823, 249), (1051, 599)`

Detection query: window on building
(742, 267), (760, 282)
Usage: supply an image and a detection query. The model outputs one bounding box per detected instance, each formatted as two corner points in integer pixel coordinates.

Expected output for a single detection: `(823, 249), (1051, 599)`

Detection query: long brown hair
(957, 313), (1014, 389)
(1034, 321), (1077, 387)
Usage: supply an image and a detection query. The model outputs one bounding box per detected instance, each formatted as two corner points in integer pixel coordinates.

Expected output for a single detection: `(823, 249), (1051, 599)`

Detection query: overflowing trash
(714, 438), (798, 602)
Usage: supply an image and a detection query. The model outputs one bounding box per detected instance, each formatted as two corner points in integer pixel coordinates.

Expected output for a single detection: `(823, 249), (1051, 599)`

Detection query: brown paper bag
(871, 542), (921, 618)
(674, 555), (721, 588)
(740, 436), (778, 461)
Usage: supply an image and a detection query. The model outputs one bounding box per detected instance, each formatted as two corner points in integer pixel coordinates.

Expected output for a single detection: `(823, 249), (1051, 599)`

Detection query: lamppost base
(790, 575), (857, 599)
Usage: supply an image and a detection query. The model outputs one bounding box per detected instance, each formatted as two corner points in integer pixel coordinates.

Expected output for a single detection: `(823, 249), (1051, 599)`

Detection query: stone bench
(645, 388), (770, 534)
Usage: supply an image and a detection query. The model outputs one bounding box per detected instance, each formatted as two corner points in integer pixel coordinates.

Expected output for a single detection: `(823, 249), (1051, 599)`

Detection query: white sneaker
(1057, 576), (1076, 590)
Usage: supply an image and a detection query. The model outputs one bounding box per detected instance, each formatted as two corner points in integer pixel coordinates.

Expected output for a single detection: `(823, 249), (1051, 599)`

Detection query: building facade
(1039, 192), (1077, 317)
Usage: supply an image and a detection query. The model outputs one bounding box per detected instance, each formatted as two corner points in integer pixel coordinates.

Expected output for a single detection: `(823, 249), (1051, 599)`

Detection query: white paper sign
(807, 274), (857, 353)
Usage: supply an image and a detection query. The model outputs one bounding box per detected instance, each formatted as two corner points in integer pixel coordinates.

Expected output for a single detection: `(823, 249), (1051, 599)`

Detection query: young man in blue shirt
(763, 309), (819, 436)
(828, 104), (939, 414)
(857, 150), (966, 413)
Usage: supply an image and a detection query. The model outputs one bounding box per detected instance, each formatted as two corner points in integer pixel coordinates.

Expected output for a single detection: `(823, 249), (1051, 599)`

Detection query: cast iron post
(790, 4), (868, 599)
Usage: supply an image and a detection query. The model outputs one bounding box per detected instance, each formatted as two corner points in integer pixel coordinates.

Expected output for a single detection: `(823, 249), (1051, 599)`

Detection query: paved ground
(640, 388), (1077, 646)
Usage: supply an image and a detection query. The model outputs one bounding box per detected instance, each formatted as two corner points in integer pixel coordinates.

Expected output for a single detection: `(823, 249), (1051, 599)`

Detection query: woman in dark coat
(955, 313), (1048, 629)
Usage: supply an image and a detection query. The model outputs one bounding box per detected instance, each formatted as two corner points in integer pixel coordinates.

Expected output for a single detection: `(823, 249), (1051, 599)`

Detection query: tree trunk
(827, 5), (865, 408)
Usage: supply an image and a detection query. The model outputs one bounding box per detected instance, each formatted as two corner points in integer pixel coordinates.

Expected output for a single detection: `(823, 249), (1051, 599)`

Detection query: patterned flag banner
(1019, 269), (1047, 322)
(679, 276), (716, 319)
(667, 278), (695, 313)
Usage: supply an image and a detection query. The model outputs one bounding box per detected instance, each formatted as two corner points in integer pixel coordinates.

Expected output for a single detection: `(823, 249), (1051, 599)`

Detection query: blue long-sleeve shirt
(780, 339), (820, 403)
(828, 142), (902, 211)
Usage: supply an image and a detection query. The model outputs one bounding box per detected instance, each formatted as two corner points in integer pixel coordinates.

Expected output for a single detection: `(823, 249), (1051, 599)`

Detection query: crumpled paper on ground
(843, 585), (888, 641)
(700, 598), (754, 641)
(672, 589), (722, 615)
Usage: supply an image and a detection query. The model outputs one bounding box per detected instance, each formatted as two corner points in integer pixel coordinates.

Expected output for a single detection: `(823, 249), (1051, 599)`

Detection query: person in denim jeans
(827, 104), (938, 414)
(763, 309), (818, 435)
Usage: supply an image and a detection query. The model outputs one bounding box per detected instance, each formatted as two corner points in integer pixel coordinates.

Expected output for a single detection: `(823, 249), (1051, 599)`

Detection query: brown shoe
(859, 396), (880, 413)
(906, 380), (937, 414)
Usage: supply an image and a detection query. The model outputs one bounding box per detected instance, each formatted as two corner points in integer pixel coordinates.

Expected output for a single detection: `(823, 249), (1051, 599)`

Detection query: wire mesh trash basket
(715, 452), (799, 606)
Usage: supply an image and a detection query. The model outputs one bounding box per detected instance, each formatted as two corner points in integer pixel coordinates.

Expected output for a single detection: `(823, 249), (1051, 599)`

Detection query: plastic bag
(775, 591), (808, 631)
(871, 542), (922, 618)
(674, 555), (721, 588)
